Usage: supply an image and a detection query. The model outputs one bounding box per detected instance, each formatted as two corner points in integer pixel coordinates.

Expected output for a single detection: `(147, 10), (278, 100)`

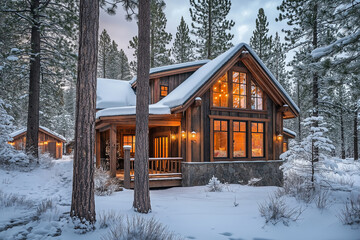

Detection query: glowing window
(233, 72), (246, 109)
(123, 135), (135, 154)
(251, 81), (263, 110)
(212, 74), (228, 107)
(214, 120), (228, 158)
(160, 85), (168, 97)
(154, 136), (168, 158)
(251, 122), (264, 157)
(233, 121), (246, 158)
(283, 142), (288, 153)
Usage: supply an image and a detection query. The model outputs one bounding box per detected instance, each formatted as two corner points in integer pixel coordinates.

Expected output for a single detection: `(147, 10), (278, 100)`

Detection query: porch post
(186, 107), (192, 162)
(123, 145), (131, 189)
(109, 124), (117, 178)
(96, 130), (101, 168)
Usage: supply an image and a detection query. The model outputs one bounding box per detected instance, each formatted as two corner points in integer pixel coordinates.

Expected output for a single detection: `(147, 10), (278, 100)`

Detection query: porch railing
(123, 146), (182, 189)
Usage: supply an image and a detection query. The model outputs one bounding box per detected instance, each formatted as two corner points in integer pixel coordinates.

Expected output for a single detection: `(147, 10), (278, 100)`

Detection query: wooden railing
(123, 146), (182, 189)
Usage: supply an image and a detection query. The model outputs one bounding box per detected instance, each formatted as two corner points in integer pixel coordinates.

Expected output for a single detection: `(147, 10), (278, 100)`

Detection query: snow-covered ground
(0, 156), (359, 240)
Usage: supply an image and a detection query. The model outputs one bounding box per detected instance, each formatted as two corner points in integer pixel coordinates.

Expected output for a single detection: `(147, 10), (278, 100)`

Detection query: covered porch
(95, 113), (184, 188)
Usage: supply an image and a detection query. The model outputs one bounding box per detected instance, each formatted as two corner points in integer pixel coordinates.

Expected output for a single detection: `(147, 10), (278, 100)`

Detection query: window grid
(233, 72), (247, 109)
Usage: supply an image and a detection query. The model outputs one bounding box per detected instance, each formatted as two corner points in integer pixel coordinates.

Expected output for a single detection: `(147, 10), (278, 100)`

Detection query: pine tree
(189, 0), (235, 59)
(98, 29), (111, 78)
(118, 49), (131, 80)
(250, 8), (272, 62)
(129, 0), (172, 71)
(71, 0), (98, 225)
(172, 16), (195, 63)
(106, 40), (121, 79)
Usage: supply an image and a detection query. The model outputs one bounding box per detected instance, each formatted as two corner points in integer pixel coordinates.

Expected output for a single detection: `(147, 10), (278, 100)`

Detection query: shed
(9, 126), (66, 159)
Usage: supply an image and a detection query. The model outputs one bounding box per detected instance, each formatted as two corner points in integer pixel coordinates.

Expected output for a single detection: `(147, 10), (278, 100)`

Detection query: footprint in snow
(220, 232), (233, 236)
(186, 236), (196, 239)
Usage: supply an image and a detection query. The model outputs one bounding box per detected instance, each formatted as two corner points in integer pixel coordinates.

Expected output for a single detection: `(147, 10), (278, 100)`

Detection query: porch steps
(129, 174), (182, 188)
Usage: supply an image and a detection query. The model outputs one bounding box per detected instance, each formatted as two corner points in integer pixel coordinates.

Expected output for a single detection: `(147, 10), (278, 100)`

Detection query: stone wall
(181, 160), (284, 187)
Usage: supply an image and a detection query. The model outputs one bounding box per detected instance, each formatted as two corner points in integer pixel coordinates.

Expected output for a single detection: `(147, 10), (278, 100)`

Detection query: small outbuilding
(8, 126), (66, 159)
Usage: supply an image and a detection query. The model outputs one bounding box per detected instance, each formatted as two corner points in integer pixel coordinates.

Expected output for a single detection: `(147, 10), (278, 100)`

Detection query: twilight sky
(99, 0), (290, 62)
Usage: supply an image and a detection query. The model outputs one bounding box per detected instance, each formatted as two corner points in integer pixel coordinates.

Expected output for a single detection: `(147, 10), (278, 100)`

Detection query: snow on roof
(283, 128), (296, 137)
(96, 78), (136, 109)
(96, 103), (170, 118)
(10, 126), (66, 141)
(157, 43), (299, 113)
(129, 59), (210, 85)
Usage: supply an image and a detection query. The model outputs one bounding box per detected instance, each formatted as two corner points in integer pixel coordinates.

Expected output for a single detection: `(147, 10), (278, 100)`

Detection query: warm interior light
(171, 134), (176, 140)
(44, 141), (48, 145)
(181, 131), (186, 138)
(57, 143), (61, 146)
(277, 134), (283, 141)
(225, 94), (228, 97)
(191, 131), (196, 139)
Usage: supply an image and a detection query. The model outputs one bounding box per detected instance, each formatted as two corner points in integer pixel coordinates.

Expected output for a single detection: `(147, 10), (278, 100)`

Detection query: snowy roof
(96, 103), (170, 118)
(10, 126), (66, 142)
(157, 43), (300, 113)
(96, 78), (136, 109)
(129, 59), (210, 85)
(283, 128), (296, 137)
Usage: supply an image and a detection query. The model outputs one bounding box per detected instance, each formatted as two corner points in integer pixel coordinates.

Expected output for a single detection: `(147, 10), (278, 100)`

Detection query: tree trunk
(133, 0), (151, 214)
(354, 109), (359, 160)
(340, 107), (346, 159)
(297, 77), (302, 141)
(25, 0), (41, 159)
(207, 0), (212, 59)
(311, 3), (319, 163)
(70, 0), (99, 224)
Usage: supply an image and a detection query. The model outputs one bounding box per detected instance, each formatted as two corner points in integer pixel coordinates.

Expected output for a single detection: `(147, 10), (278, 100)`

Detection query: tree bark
(311, 3), (319, 163)
(354, 110), (359, 160)
(70, 0), (99, 224)
(207, 0), (212, 59)
(25, 0), (41, 159)
(133, 0), (151, 214)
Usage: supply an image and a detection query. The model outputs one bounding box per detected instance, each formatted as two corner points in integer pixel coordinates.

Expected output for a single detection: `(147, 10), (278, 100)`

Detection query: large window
(154, 136), (168, 158)
(233, 72), (247, 109)
(214, 120), (228, 158)
(212, 69), (264, 110)
(160, 85), (168, 98)
(251, 122), (264, 157)
(123, 135), (135, 154)
(233, 121), (247, 158)
(212, 74), (228, 107)
(251, 81), (263, 110)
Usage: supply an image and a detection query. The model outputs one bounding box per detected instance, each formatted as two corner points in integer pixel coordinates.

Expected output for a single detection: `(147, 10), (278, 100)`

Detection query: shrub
(338, 195), (360, 225)
(98, 210), (122, 229)
(207, 176), (223, 192)
(94, 167), (120, 196)
(314, 190), (330, 210)
(101, 215), (183, 240)
(0, 190), (34, 208)
(259, 194), (303, 226)
(283, 174), (314, 203)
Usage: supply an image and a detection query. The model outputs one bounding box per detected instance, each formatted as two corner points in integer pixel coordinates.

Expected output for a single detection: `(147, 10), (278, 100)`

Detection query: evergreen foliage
(98, 29), (112, 78)
(250, 8), (272, 62)
(172, 17), (195, 63)
(189, 0), (235, 59)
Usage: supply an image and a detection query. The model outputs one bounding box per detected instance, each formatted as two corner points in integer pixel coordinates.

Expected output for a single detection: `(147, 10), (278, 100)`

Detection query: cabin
(8, 126), (66, 159)
(95, 43), (299, 188)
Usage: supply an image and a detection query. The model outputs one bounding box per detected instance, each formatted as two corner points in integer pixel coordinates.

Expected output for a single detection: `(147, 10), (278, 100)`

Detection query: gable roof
(10, 126), (66, 142)
(129, 59), (210, 85)
(96, 78), (136, 110)
(96, 43), (299, 119)
(157, 43), (299, 117)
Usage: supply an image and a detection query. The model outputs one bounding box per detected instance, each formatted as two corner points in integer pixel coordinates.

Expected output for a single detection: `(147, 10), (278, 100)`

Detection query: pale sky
(99, 0), (290, 62)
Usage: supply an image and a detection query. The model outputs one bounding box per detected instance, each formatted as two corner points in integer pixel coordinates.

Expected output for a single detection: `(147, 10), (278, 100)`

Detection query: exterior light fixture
(44, 141), (48, 145)
(181, 131), (186, 138)
(277, 134), (283, 141)
(171, 134), (176, 140)
(191, 131), (196, 139)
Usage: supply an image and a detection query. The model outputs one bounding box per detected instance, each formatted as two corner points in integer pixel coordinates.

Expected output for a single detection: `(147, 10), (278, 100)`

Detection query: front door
(48, 142), (56, 158)
(154, 136), (169, 158)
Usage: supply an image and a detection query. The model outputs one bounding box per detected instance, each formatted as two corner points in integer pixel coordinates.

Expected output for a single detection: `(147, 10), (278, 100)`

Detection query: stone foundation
(181, 160), (284, 187)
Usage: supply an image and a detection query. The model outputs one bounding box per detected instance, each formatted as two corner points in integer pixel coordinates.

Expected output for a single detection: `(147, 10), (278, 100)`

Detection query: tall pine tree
(250, 8), (272, 63)
(172, 16), (195, 63)
(98, 29), (111, 78)
(189, 0), (235, 59)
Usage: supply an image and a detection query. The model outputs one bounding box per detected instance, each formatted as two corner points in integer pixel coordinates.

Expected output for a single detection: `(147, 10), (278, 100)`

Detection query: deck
(118, 156), (183, 188)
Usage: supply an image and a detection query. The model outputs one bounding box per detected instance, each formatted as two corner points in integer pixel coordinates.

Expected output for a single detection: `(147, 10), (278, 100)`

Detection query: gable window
(123, 135), (135, 156)
(212, 74), (228, 107)
(214, 120), (228, 158)
(251, 81), (263, 110)
(160, 85), (168, 98)
(233, 72), (247, 109)
(251, 122), (264, 157)
(233, 121), (247, 158)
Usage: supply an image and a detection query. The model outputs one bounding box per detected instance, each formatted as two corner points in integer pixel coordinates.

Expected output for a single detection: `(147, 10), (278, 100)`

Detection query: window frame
(232, 120), (247, 159)
(210, 67), (266, 112)
(210, 116), (268, 161)
(123, 134), (136, 156)
(160, 85), (168, 98)
(250, 121), (265, 158)
(213, 120), (229, 159)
